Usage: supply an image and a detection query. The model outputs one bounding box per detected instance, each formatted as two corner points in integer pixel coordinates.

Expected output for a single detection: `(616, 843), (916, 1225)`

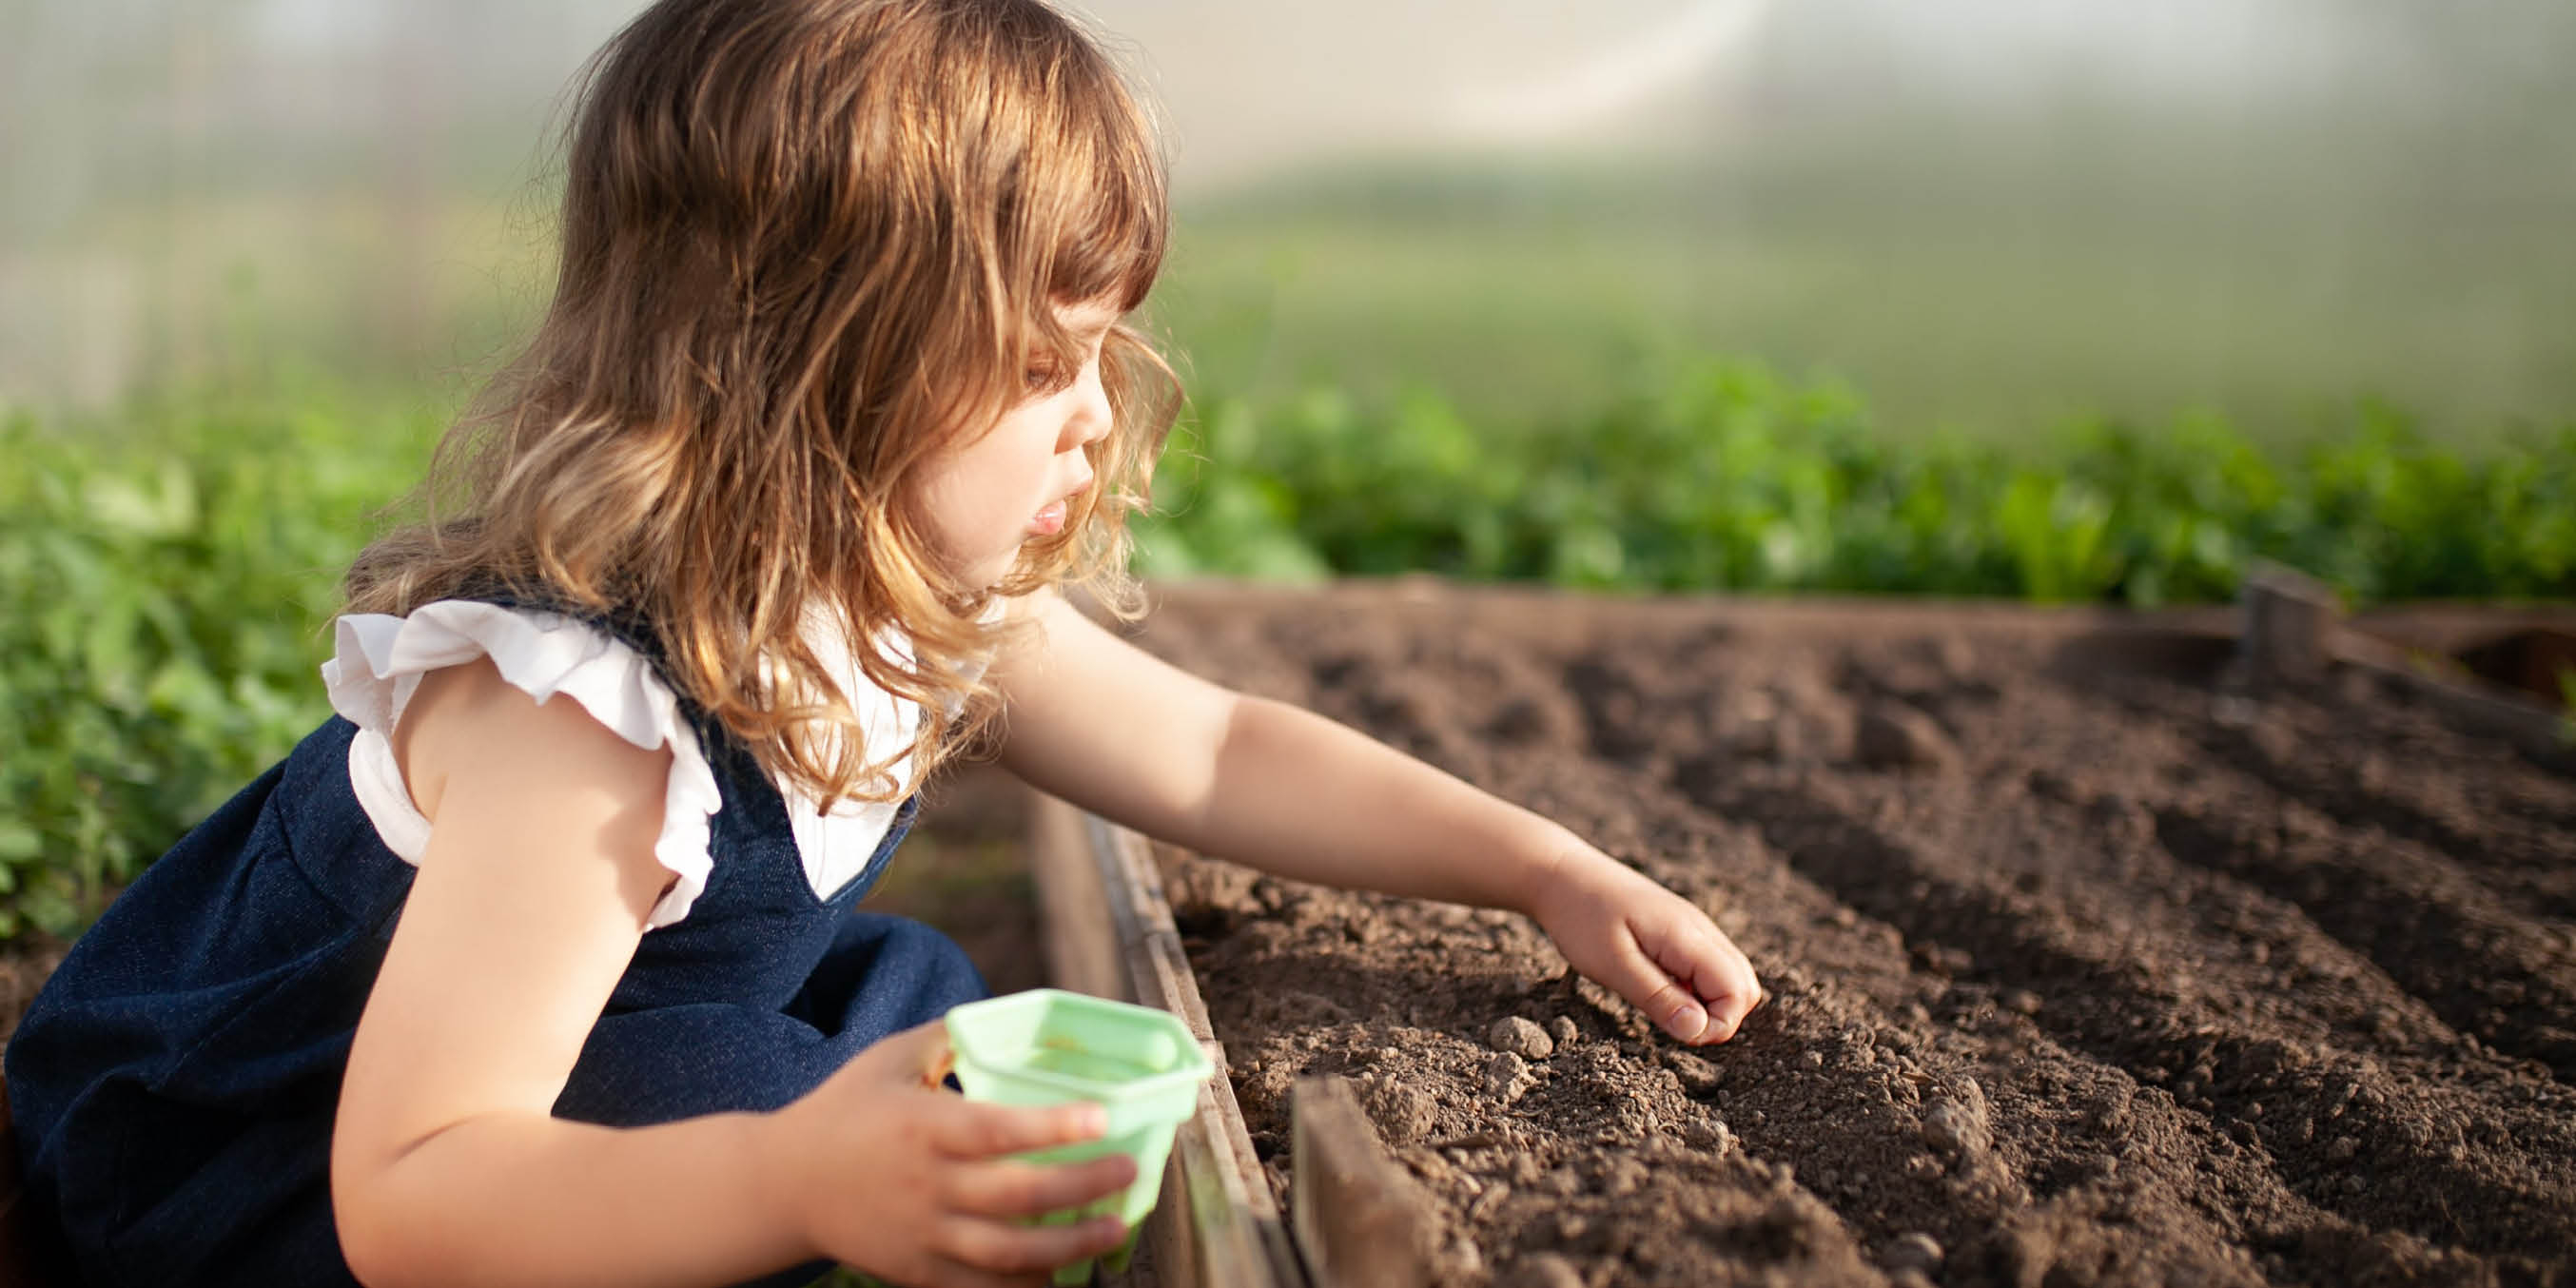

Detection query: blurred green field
(1154, 141), (2576, 448)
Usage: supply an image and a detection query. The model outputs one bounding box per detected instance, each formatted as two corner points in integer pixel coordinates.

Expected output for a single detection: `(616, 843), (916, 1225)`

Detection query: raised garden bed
(1103, 581), (2576, 1287)
(4, 582), (2570, 1287)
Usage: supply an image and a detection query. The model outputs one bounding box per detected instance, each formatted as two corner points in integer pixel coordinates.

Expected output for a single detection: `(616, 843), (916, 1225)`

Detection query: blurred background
(4, 0), (2574, 937)
(9, 0), (2576, 436)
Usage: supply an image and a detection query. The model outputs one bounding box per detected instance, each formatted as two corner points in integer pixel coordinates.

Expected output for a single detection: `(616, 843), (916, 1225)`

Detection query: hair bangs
(1003, 8), (1167, 319)
(1043, 125), (1165, 315)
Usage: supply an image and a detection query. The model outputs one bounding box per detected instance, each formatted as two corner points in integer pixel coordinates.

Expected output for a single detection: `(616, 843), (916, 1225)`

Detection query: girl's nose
(1064, 364), (1114, 448)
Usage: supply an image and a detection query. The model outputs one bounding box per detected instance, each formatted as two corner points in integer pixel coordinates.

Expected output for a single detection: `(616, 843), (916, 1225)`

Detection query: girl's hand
(1525, 849), (1765, 1045)
(766, 1022), (1140, 1288)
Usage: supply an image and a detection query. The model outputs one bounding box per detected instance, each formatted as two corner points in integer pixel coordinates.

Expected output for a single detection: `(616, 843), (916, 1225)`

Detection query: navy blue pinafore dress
(2, 599), (989, 1287)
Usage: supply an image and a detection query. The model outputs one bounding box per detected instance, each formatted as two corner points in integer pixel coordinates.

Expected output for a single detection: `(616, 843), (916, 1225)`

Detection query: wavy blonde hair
(346, 0), (1178, 806)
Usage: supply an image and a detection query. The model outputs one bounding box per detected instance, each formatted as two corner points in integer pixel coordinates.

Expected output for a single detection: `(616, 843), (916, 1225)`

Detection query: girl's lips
(1027, 499), (1067, 536)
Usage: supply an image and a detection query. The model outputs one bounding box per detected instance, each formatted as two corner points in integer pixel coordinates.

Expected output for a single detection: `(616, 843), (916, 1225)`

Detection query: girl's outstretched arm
(330, 657), (1133, 1288)
(989, 590), (1763, 1044)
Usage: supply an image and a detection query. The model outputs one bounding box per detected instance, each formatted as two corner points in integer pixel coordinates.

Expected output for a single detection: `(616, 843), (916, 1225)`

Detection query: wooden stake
(1291, 1077), (1435, 1288)
(2240, 563), (2342, 687)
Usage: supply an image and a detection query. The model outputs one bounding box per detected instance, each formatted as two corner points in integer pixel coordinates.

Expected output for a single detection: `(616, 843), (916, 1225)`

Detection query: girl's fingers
(1616, 904), (1762, 1044)
(934, 1213), (1129, 1278)
(1598, 926), (1716, 1044)
(945, 1153), (1140, 1219)
(1653, 926), (1763, 1043)
(930, 1097), (1110, 1160)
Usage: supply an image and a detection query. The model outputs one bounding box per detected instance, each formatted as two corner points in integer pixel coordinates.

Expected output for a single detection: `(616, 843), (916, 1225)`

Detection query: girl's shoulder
(322, 598), (725, 927)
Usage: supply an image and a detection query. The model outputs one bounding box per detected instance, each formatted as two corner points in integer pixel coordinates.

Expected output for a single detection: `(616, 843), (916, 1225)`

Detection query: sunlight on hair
(344, 0), (1181, 809)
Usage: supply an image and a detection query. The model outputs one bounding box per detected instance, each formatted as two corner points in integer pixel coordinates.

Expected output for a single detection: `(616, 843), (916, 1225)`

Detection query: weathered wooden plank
(1290, 1077), (1436, 1288)
(2336, 630), (2574, 761)
(1082, 811), (1305, 1288)
(2236, 563), (2567, 758)
(1024, 795), (1307, 1288)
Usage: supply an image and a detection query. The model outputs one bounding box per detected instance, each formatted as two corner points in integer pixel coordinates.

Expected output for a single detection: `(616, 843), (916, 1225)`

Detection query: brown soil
(1129, 581), (2576, 1288)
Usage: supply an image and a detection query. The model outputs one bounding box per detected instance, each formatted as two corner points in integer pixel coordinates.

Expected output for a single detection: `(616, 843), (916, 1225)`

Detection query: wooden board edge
(2234, 568), (2571, 760)
(1290, 1076), (1436, 1288)
(1023, 795), (1307, 1288)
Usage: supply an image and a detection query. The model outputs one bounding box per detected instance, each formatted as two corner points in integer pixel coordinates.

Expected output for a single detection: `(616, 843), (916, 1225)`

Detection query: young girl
(4, 1), (1763, 1285)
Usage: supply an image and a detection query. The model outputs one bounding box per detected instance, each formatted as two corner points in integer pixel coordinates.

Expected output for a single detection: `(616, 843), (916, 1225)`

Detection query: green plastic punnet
(944, 989), (1213, 1286)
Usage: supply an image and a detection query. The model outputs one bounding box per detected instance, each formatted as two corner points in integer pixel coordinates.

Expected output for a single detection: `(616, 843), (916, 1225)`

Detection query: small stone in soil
(1489, 1015), (1556, 1060)
(1547, 1015), (1580, 1046)
(1682, 1119), (1734, 1153)
(1922, 1099), (1990, 1157)
(1885, 1231), (1944, 1274)
(1485, 1052), (1535, 1103)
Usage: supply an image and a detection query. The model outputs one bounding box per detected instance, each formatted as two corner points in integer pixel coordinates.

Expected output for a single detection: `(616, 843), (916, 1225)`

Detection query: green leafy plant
(1136, 362), (2576, 606)
(0, 382), (443, 939)
(7, 364), (2574, 944)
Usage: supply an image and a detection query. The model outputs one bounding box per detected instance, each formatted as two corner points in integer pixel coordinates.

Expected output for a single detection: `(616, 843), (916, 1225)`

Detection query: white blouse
(319, 598), (954, 930)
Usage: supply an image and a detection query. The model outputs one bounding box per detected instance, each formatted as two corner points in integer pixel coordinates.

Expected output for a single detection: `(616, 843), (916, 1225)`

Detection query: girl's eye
(1024, 362), (1065, 395)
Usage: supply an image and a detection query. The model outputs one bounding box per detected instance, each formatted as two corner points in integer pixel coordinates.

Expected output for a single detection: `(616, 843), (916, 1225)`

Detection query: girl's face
(910, 297), (1122, 589)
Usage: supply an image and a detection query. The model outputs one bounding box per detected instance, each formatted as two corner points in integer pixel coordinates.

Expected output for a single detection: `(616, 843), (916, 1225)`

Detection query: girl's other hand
(1526, 849), (1765, 1046)
(765, 1022), (1138, 1287)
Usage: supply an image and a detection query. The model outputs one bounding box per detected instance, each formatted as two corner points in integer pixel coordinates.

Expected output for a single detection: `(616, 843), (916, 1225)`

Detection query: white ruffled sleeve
(318, 599), (723, 929)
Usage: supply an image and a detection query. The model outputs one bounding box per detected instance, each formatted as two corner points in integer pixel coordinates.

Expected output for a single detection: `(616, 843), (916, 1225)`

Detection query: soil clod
(1490, 1015), (1556, 1060)
(1855, 702), (1960, 771)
